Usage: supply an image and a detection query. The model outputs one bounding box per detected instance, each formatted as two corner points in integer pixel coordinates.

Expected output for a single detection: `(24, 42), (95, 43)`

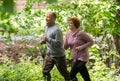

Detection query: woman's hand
(75, 46), (81, 51)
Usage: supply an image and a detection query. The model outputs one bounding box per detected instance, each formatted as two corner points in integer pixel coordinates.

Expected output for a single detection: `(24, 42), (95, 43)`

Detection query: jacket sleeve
(78, 31), (94, 50)
(46, 29), (63, 47)
(63, 33), (69, 50)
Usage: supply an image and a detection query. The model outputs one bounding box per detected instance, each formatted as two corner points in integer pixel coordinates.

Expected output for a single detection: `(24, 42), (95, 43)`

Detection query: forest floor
(0, 40), (72, 66)
(0, 40), (42, 63)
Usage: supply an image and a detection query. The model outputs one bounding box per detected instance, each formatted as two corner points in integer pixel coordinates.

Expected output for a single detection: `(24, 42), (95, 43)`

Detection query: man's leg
(42, 55), (54, 81)
(53, 56), (70, 81)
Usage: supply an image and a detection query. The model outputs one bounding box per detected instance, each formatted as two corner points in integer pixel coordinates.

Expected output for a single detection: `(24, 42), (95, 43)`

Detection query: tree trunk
(113, 35), (120, 68)
(115, 2), (120, 55)
(113, 0), (120, 69)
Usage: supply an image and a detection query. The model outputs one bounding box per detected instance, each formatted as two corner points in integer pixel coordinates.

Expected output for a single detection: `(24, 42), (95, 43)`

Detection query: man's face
(46, 12), (55, 25)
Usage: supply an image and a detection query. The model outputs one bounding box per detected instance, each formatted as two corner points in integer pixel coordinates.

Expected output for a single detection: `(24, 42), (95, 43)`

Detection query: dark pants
(42, 55), (70, 81)
(70, 60), (91, 81)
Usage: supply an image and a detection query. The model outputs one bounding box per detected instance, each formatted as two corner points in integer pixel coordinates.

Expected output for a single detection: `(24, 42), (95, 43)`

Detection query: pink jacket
(64, 29), (94, 62)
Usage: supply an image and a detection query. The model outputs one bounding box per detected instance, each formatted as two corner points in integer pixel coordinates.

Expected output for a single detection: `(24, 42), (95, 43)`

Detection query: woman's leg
(70, 61), (81, 81)
(79, 62), (91, 81)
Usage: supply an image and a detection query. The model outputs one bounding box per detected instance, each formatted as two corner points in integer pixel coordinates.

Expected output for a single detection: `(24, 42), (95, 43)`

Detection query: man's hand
(39, 36), (47, 45)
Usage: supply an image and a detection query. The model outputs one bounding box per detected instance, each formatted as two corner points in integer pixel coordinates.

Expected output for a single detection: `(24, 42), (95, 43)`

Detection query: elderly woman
(64, 17), (94, 81)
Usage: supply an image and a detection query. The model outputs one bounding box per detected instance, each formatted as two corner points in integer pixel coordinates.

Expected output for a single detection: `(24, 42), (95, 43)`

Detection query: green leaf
(46, 0), (57, 3)
(3, 0), (14, 13)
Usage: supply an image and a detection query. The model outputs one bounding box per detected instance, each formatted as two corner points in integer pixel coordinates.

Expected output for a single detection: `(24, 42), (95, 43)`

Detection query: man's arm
(46, 30), (63, 47)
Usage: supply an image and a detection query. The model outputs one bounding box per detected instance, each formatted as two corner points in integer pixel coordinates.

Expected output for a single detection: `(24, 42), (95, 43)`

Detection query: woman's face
(68, 20), (76, 30)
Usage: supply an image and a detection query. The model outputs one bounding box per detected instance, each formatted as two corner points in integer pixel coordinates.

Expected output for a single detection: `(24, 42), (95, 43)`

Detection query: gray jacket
(44, 24), (65, 57)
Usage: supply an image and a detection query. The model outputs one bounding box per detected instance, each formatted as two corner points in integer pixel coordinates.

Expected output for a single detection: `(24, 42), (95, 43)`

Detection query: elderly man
(40, 12), (70, 81)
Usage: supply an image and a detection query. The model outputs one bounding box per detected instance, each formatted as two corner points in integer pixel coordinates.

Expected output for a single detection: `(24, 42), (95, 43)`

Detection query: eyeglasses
(68, 23), (74, 26)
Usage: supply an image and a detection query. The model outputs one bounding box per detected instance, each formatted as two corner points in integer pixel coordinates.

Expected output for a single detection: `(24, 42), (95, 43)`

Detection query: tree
(113, 0), (120, 69)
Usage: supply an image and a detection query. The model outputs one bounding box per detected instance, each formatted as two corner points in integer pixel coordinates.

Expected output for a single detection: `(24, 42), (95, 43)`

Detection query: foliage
(0, 58), (120, 81)
(0, 59), (43, 81)
(0, 0), (119, 36)
(0, 0), (18, 35)
(0, 0), (120, 81)
(8, 0), (117, 37)
(12, 10), (46, 36)
(89, 61), (120, 81)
